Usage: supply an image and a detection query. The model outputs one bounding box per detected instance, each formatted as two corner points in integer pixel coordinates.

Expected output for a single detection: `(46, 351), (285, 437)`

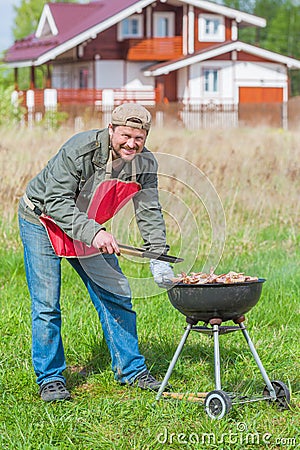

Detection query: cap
(111, 103), (152, 131)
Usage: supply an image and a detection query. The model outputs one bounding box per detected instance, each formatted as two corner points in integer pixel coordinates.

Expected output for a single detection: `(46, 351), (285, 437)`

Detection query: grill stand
(156, 315), (289, 418)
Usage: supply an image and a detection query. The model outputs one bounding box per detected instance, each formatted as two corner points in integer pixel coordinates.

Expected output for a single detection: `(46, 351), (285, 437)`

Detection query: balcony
(18, 88), (158, 109)
(124, 36), (183, 61)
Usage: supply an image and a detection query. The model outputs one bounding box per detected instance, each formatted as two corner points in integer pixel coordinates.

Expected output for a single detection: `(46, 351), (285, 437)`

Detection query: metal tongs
(118, 243), (183, 263)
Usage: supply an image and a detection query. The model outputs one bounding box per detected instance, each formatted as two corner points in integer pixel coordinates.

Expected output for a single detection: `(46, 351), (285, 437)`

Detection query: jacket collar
(92, 128), (110, 167)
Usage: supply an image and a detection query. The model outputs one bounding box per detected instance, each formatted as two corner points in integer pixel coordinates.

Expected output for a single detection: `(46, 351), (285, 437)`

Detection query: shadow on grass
(64, 329), (262, 394)
(65, 336), (111, 390)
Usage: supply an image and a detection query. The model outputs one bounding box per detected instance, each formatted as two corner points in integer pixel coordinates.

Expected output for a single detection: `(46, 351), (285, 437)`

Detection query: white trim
(153, 11), (175, 37)
(198, 13), (225, 42)
(232, 20), (238, 41)
(283, 85), (288, 102)
(117, 14), (144, 40)
(144, 41), (300, 76)
(188, 5), (194, 54)
(35, 0), (155, 65)
(179, 0), (266, 28)
(203, 67), (220, 94)
(35, 4), (58, 38)
(183, 5), (188, 55)
(5, 60), (34, 68)
(146, 7), (151, 38)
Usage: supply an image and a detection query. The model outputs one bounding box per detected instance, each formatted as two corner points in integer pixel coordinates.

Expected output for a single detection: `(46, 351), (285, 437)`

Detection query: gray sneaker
(134, 370), (164, 392)
(39, 381), (71, 402)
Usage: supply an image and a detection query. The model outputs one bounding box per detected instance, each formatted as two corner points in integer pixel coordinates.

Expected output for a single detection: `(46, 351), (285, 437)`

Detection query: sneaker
(134, 370), (165, 392)
(39, 380), (71, 402)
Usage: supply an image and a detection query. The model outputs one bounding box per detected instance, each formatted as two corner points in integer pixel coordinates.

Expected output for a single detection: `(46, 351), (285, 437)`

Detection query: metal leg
(239, 322), (276, 399)
(156, 323), (192, 401)
(213, 324), (222, 390)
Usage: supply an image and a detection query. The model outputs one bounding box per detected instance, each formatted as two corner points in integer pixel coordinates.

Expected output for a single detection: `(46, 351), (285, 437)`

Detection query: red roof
(4, 0), (140, 64)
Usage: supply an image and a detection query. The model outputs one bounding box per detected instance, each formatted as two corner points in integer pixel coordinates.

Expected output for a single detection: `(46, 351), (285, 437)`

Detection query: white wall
(52, 62), (94, 88)
(95, 60), (155, 89)
(53, 60), (156, 90)
(125, 62), (154, 88)
(178, 60), (288, 104)
(95, 60), (124, 88)
(183, 60), (234, 104)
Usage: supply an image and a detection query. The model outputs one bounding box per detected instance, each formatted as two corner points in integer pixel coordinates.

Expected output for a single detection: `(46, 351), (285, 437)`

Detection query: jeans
(18, 215), (147, 387)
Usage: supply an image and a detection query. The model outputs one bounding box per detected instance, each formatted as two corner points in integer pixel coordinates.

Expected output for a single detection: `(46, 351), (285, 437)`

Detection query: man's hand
(92, 229), (120, 255)
(150, 259), (175, 289)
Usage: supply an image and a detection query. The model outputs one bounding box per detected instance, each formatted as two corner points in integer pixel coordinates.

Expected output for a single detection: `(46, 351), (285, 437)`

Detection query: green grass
(0, 217), (299, 450)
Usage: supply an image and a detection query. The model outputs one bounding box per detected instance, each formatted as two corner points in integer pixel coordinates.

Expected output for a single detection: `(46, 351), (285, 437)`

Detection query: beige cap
(111, 103), (152, 131)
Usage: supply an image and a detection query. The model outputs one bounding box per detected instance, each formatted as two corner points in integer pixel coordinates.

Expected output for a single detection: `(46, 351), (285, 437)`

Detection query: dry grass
(0, 125), (73, 219)
(149, 126), (300, 213)
(0, 124), (299, 233)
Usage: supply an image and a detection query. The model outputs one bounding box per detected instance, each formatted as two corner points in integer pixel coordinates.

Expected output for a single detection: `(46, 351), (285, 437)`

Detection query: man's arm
(43, 147), (104, 246)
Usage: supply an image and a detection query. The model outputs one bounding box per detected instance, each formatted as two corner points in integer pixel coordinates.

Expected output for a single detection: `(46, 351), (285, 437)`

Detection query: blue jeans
(18, 215), (147, 387)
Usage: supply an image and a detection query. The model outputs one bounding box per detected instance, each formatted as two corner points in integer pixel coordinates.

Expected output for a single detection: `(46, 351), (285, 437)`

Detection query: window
(198, 14), (225, 42)
(153, 12), (175, 37)
(118, 15), (143, 40)
(204, 69), (219, 93)
(79, 68), (89, 88)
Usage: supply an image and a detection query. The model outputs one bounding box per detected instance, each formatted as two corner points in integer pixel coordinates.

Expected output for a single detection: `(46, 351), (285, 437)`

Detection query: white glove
(150, 259), (175, 289)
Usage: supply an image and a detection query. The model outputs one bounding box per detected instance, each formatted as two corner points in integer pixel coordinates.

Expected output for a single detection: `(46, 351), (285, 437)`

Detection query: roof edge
(144, 41), (300, 76)
(34, 0), (155, 65)
(35, 4), (58, 38)
(181, 0), (266, 27)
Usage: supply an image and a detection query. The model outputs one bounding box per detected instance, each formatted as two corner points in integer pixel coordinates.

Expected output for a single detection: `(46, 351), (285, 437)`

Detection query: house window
(153, 12), (175, 37)
(198, 14), (225, 42)
(79, 68), (89, 88)
(204, 69), (219, 93)
(118, 15), (143, 40)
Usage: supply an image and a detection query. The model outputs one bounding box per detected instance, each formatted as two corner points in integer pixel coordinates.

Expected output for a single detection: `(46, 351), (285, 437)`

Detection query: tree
(8, 0), (79, 90)
(222, 0), (300, 94)
(12, 0), (79, 41)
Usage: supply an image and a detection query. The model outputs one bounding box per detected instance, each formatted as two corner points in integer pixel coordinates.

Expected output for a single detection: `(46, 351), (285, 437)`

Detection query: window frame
(118, 14), (143, 40)
(153, 11), (175, 37)
(198, 14), (225, 42)
(203, 68), (220, 95)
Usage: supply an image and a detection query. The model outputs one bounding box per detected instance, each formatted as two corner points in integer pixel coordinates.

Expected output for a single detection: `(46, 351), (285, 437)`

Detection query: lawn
(0, 124), (299, 449)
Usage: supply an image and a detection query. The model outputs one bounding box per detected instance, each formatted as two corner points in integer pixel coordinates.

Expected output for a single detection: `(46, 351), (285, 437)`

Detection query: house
(4, 0), (300, 126)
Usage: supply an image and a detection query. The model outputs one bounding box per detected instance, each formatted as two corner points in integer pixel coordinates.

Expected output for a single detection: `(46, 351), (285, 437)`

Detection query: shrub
(0, 85), (24, 126)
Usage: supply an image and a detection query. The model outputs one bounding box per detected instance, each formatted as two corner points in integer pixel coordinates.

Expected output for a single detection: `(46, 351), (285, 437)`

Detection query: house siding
(176, 60), (288, 105)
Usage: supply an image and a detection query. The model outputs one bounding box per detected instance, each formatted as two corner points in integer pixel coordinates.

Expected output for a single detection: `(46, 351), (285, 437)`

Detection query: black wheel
(204, 390), (232, 419)
(263, 380), (290, 410)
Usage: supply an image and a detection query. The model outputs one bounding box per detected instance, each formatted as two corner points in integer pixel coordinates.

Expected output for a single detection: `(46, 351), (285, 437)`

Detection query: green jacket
(19, 128), (167, 252)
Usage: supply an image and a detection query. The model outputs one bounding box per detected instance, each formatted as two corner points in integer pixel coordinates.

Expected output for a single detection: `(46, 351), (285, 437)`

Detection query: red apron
(39, 178), (141, 258)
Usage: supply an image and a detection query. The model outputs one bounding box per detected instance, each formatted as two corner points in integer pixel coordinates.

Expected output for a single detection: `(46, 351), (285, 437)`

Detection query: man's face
(109, 125), (147, 161)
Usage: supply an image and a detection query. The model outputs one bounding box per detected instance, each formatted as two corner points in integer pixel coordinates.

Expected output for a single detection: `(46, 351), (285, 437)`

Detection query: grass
(0, 124), (299, 448)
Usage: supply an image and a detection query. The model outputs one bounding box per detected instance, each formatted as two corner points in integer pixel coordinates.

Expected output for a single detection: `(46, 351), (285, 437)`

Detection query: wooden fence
(15, 88), (300, 130)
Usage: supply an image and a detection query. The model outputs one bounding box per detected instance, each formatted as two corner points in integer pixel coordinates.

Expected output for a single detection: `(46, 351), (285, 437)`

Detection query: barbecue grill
(156, 279), (290, 419)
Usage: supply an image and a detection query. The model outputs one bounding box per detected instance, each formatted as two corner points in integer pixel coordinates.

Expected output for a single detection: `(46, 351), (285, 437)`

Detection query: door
(156, 72), (177, 103)
(239, 87), (283, 103)
(239, 87), (284, 127)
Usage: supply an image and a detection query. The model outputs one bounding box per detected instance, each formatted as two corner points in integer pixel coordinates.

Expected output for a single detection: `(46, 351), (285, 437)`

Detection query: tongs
(118, 243), (183, 263)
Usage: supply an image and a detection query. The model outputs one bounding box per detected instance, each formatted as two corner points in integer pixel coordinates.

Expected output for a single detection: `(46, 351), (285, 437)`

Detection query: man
(18, 103), (174, 402)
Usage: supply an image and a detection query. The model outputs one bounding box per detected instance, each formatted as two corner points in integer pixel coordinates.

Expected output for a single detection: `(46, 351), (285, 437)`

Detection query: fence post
(102, 89), (114, 126)
(44, 89), (58, 129)
(26, 90), (35, 128)
(282, 102), (288, 130)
